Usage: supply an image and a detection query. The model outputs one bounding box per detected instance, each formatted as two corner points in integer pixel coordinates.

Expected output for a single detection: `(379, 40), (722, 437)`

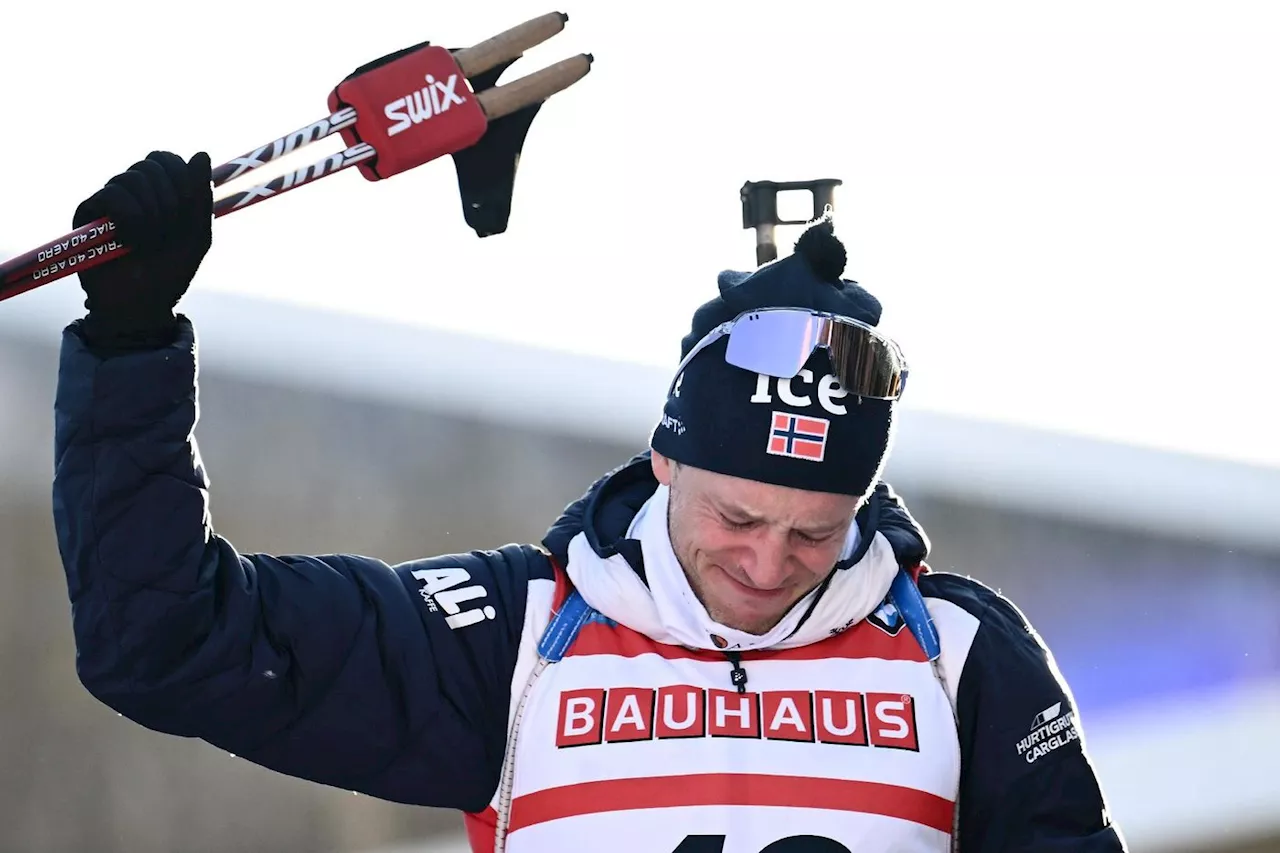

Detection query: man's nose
(737, 530), (792, 590)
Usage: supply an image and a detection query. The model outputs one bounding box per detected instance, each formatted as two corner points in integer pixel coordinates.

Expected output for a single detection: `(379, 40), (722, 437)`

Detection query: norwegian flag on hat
(766, 411), (830, 462)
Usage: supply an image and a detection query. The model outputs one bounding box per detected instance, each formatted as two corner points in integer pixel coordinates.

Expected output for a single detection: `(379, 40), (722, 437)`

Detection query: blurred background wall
(1, 289), (1277, 853)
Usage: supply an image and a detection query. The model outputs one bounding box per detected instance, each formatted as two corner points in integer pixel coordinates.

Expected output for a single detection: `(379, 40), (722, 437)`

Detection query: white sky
(2, 1), (1278, 468)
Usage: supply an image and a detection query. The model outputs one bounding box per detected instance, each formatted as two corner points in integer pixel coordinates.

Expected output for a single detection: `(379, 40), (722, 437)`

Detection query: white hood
(563, 484), (901, 652)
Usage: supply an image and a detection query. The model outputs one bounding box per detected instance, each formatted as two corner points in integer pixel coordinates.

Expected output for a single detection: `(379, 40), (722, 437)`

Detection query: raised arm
(51, 151), (547, 810)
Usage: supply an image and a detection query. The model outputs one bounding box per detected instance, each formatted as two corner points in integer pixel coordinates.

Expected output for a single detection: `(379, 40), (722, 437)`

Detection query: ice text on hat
(749, 370), (849, 416)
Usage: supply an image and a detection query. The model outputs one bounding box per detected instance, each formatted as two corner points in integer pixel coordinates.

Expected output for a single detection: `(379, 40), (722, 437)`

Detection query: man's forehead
(693, 467), (857, 524)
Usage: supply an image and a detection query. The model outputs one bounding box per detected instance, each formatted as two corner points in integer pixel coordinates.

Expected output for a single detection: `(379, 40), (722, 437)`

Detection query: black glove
(72, 150), (213, 351)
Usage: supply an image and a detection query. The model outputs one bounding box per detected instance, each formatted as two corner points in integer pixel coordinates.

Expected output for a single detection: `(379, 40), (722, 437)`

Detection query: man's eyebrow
(712, 498), (845, 537)
(795, 519), (844, 537)
(710, 496), (761, 522)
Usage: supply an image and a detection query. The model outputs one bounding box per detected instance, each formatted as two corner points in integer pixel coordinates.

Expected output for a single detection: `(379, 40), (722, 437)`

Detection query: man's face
(652, 452), (861, 636)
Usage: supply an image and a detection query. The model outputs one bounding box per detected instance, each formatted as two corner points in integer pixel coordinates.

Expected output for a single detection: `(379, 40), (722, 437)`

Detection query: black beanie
(649, 218), (896, 500)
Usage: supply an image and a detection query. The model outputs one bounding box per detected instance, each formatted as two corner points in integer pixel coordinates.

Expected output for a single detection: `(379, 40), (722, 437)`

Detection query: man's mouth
(716, 565), (789, 603)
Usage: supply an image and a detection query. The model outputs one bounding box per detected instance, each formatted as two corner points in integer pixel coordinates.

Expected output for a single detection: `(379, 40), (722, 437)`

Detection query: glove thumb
(187, 152), (214, 221)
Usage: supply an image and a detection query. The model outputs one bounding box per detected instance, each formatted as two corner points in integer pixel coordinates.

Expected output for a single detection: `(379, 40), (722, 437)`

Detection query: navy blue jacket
(52, 318), (1126, 851)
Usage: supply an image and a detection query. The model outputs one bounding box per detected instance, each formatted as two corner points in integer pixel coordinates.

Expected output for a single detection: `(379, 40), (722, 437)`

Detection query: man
(52, 151), (1126, 852)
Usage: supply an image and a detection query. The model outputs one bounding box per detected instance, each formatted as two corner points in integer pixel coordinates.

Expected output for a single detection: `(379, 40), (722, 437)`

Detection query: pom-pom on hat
(677, 216), (884, 360)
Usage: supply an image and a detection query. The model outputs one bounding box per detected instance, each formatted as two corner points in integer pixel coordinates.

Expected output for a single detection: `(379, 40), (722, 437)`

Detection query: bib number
(672, 836), (851, 852)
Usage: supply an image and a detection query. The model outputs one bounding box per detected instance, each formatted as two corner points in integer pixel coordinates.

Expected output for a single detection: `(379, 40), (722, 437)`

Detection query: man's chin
(708, 572), (798, 634)
(707, 597), (792, 637)
(685, 563), (798, 636)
